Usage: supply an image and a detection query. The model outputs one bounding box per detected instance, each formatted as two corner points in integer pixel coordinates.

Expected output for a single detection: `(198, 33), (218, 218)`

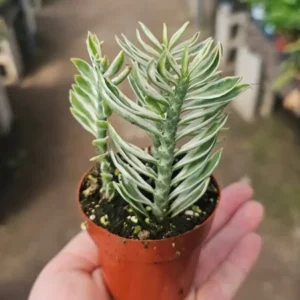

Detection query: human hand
(29, 182), (264, 300)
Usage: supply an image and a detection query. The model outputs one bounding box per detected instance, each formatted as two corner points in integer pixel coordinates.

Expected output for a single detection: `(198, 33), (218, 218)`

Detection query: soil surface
(80, 165), (218, 240)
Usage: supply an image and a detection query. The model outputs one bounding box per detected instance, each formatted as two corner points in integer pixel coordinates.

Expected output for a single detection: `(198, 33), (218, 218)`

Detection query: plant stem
(96, 74), (113, 199)
(153, 80), (188, 219)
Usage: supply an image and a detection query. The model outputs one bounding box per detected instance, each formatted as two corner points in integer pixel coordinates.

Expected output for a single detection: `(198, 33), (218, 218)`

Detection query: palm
(29, 183), (263, 300)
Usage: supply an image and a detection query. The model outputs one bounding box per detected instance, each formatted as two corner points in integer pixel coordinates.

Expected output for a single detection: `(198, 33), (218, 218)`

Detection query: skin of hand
(29, 182), (264, 300)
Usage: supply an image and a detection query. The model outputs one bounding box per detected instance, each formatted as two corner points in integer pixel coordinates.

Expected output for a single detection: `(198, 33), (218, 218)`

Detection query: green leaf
(145, 96), (165, 115)
(100, 55), (109, 72)
(138, 22), (162, 49)
(171, 152), (209, 186)
(74, 75), (97, 99)
(190, 43), (221, 80)
(179, 104), (225, 125)
(113, 135), (157, 179)
(185, 77), (242, 101)
(104, 76), (163, 122)
(70, 108), (96, 136)
(147, 59), (174, 94)
(89, 153), (107, 162)
(121, 34), (152, 61)
(157, 51), (177, 84)
(122, 177), (155, 207)
(102, 101), (112, 117)
(87, 32), (102, 62)
(171, 31), (200, 55)
(189, 37), (213, 56)
(72, 84), (97, 110)
(108, 124), (157, 164)
(136, 29), (160, 56)
(189, 39), (214, 73)
(116, 36), (147, 66)
(181, 46), (189, 77)
(175, 115), (228, 156)
(173, 137), (216, 170)
(162, 23), (168, 46)
(176, 111), (223, 141)
(170, 150), (222, 200)
(104, 51), (125, 77)
(113, 182), (148, 216)
(99, 75), (162, 133)
(128, 74), (147, 105)
(71, 59), (96, 83)
(112, 65), (131, 85)
(183, 84), (249, 110)
(96, 120), (108, 129)
(170, 178), (210, 217)
(169, 22), (189, 49)
(92, 137), (109, 147)
(132, 63), (170, 107)
(69, 90), (97, 122)
(110, 150), (154, 194)
(166, 52), (181, 77)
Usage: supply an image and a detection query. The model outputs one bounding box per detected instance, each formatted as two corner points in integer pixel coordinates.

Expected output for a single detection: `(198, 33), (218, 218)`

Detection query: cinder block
(0, 19), (23, 85)
(215, 3), (249, 72)
(232, 47), (262, 122)
(0, 39), (22, 85)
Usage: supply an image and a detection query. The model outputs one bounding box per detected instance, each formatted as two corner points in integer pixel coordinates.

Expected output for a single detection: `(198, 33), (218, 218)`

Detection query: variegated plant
(70, 32), (130, 199)
(70, 23), (248, 220)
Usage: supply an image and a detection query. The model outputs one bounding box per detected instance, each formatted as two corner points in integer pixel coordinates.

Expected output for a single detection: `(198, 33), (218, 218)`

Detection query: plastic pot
(77, 173), (220, 300)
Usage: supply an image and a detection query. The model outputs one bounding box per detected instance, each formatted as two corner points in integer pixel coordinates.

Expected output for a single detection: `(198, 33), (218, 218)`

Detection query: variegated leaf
(170, 178), (210, 217)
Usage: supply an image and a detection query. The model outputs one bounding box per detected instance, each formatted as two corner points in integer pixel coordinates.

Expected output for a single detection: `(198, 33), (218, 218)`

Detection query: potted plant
(273, 38), (300, 115)
(273, 38), (300, 90)
(244, 0), (300, 51)
(70, 22), (248, 300)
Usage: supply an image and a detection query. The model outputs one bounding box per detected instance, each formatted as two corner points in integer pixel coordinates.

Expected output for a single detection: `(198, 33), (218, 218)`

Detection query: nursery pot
(275, 32), (299, 53)
(77, 173), (220, 300)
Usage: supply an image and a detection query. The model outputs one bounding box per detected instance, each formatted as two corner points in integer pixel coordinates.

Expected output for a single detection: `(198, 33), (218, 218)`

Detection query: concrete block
(260, 80), (275, 117)
(0, 18), (24, 85)
(232, 47), (262, 122)
(215, 3), (249, 72)
(0, 39), (22, 86)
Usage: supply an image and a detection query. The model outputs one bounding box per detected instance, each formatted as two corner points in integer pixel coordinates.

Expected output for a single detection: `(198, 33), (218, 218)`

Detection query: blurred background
(0, 0), (299, 299)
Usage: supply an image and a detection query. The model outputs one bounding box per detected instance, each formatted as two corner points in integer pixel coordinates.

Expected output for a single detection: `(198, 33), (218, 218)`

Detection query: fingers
(206, 183), (253, 242)
(29, 232), (110, 300)
(47, 231), (98, 273)
(196, 233), (262, 300)
(92, 268), (111, 298)
(195, 200), (264, 286)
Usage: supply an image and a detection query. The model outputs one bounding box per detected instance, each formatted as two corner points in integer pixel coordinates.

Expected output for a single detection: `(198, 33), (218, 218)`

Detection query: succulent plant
(70, 32), (130, 199)
(70, 23), (248, 221)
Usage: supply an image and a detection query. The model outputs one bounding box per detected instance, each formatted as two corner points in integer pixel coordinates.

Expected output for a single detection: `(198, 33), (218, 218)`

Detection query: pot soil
(78, 165), (220, 300)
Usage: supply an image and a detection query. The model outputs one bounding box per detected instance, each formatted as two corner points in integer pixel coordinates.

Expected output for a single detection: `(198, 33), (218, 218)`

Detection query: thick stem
(96, 73), (113, 199)
(97, 123), (113, 199)
(153, 80), (188, 219)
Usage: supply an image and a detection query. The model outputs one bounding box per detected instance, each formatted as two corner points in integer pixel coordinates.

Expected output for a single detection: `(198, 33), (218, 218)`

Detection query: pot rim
(77, 169), (221, 244)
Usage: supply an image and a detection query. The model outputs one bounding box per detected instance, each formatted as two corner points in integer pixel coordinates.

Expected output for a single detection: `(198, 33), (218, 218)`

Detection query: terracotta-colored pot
(77, 173), (220, 300)
(275, 32), (299, 53)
